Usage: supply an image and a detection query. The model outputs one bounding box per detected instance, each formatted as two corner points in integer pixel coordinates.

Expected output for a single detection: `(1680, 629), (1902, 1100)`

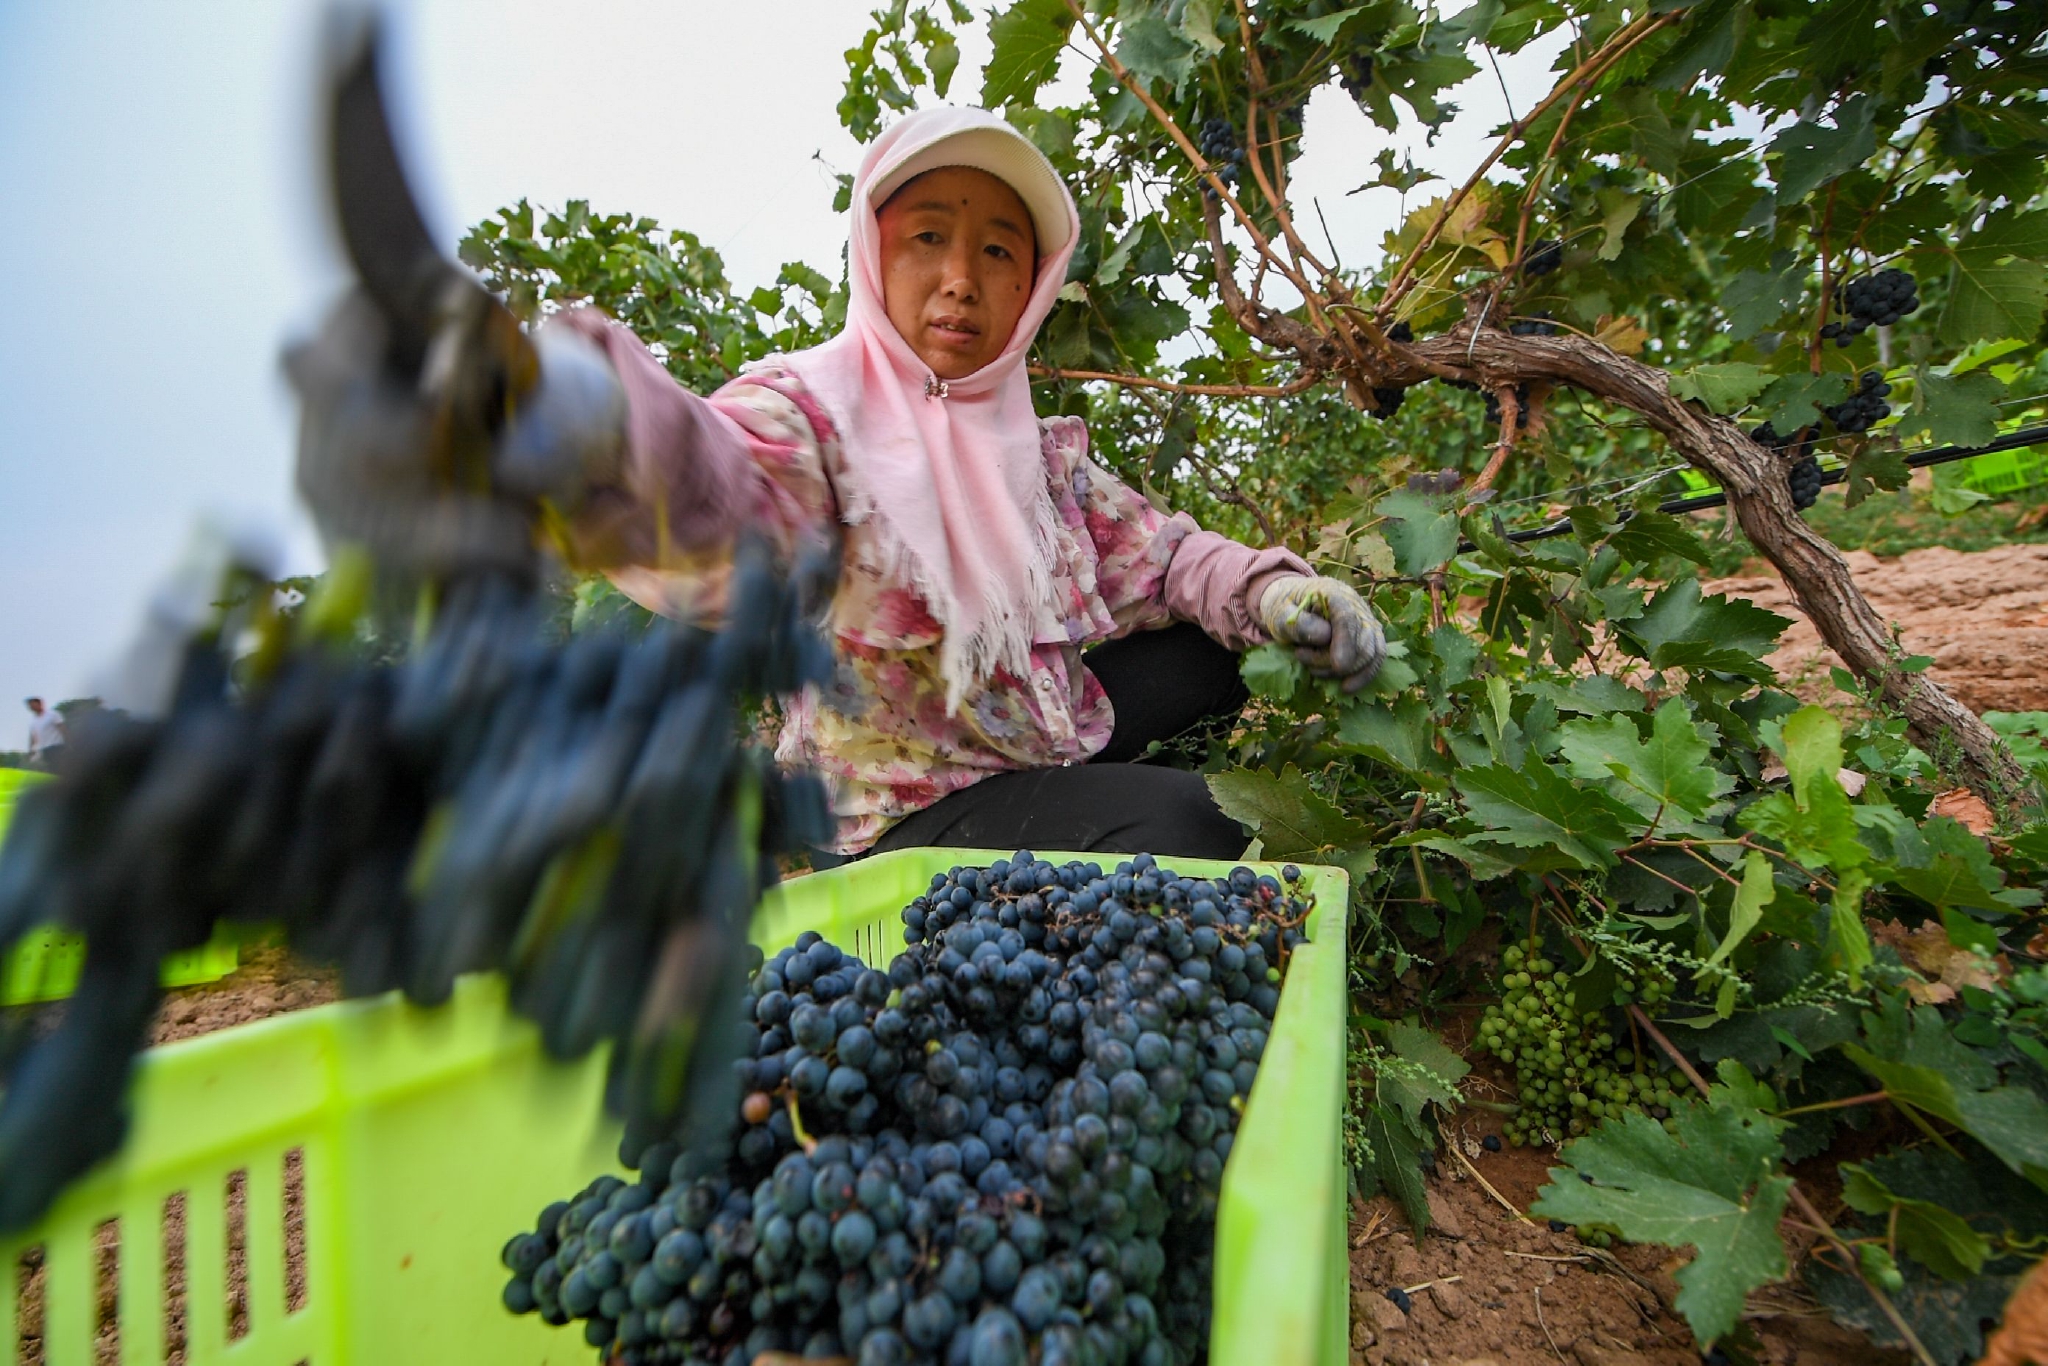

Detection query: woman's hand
(287, 293), (626, 576)
(1257, 574), (1386, 693)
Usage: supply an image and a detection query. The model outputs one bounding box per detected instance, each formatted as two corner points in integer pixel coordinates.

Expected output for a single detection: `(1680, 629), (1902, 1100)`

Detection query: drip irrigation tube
(1470, 421), (2048, 550)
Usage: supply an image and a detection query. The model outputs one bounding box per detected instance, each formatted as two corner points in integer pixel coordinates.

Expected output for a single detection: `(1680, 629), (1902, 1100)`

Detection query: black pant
(865, 623), (1249, 861)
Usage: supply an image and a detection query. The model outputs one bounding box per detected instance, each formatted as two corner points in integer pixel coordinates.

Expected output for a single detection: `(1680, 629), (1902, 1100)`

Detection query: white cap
(868, 124), (1075, 258)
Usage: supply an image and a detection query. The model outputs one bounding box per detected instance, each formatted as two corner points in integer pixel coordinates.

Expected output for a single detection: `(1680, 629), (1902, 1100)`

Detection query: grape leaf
(1839, 1163), (1991, 1279)
(1897, 371), (2005, 449)
(1373, 47), (1479, 128)
(1939, 210), (2048, 345)
(1742, 707), (1874, 983)
(1524, 674), (1648, 716)
(1284, 4), (1367, 42)
(1723, 256), (1807, 340)
(1754, 372), (1850, 433)
(1769, 95), (1876, 201)
(1841, 443), (1911, 508)
(1378, 1022), (1469, 1129)
(1647, 0), (1743, 89)
(981, 0), (1073, 108)
(1178, 0), (1225, 53)
(1705, 849), (1776, 969)
(1239, 643), (1303, 702)
(1609, 510), (1712, 568)
(1596, 191), (1644, 262)
(1887, 816), (2012, 913)
(1354, 1101), (1431, 1233)
(1338, 696), (1450, 776)
(1114, 15), (1195, 92)
(1843, 1002), (2048, 1184)
(1457, 756), (1637, 869)
(1558, 697), (1734, 825)
(1531, 1098), (1791, 1345)
(1205, 764), (1372, 862)
(1669, 362), (1773, 415)
(1618, 580), (1790, 680)
(1374, 487), (1462, 575)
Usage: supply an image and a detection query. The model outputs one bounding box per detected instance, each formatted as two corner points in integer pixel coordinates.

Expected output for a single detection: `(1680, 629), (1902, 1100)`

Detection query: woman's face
(876, 166), (1037, 380)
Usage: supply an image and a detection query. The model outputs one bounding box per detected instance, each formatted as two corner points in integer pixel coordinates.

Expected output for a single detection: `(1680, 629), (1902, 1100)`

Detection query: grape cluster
(1339, 53), (1375, 100)
(1367, 324), (1414, 420)
(501, 854), (1311, 1366)
(0, 540), (836, 1233)
(1483, 384), (1533, 432)
(1823, 370), (1893, 435)
(1195, 118), (1243, 192)
(1822, 268), (1920, 345)
(1787, 454), (1826, 510)
(1476, 943), (1682, 1148)
(1752, 423), (1824, 511)
(1521, 239), (1564, 277)
(1508, 311), (1559, 337)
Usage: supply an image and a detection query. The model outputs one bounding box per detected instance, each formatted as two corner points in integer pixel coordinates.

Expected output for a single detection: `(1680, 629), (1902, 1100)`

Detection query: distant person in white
(24, 698), (64, 770)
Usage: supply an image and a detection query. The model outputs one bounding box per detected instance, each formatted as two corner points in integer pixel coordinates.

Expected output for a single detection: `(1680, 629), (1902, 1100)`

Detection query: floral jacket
(553, 311), (1309, 853)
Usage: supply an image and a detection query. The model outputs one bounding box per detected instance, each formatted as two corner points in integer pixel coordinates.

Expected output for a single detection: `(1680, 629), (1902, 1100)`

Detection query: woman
(301, 108), (1383, 861)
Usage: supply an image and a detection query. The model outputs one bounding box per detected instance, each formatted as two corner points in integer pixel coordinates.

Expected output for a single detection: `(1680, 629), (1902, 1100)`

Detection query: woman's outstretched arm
(543, 308), (836, 573)
(1054, 420), (1310, 649)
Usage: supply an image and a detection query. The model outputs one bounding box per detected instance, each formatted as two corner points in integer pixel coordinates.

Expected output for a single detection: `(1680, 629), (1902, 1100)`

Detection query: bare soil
(1348, 1117), (1914, 1366)
(1706, 542), (2048, 714)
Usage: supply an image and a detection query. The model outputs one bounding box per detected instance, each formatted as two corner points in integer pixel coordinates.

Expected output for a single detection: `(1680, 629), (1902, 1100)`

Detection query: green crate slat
(1959, 446), (2048, 496)
(0, 768), (240, 1004)
(0, 846), (1350, 1365)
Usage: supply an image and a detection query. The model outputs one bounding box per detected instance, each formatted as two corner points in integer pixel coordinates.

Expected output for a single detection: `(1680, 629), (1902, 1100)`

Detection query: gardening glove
(1257, 573), (1386, 693)
(287, 291), (626, 579)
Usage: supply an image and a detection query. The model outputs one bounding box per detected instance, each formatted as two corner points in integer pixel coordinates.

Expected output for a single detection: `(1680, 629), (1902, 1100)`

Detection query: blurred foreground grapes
(500, 853), (1315, 1366)
(0, 540), (835, 1233)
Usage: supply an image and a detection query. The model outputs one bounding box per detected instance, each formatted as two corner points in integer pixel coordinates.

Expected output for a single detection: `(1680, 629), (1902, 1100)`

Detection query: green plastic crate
(0, 847), (1349, 1365)
(1959, 446), (2048, 497)
(0, 767), (240, 1005)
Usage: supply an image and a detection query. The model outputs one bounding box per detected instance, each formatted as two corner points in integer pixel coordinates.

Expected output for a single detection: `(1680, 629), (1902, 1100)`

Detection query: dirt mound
(1706, 542), (2048, 714)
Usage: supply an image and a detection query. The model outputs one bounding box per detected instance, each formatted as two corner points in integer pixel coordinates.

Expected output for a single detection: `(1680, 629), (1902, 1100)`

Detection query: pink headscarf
(777, 108), (1081, 712)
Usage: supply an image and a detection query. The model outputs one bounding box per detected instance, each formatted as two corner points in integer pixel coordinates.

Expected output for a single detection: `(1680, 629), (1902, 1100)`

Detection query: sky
(0, 0), (1564, 739)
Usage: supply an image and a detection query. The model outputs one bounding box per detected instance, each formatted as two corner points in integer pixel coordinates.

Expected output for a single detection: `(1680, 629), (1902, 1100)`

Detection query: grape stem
(782, 1089), (817, 1156)
(1472, 387), (1521, 495)
(1770, 1090), (1887, 1119)
(1628, 1005), (1941, 1366)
